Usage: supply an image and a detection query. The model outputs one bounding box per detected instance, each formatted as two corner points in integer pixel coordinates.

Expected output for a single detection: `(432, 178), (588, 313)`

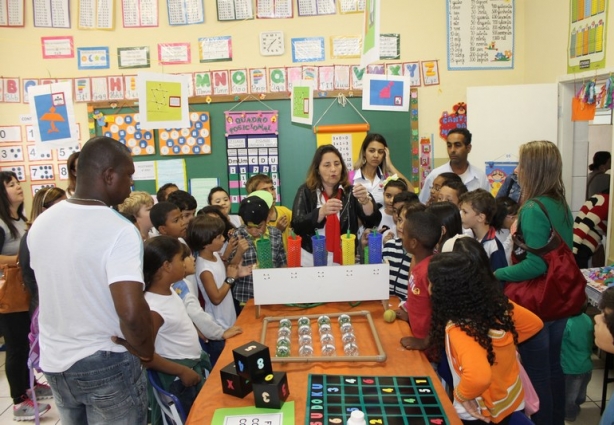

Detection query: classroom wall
(0, 0), (585, 212)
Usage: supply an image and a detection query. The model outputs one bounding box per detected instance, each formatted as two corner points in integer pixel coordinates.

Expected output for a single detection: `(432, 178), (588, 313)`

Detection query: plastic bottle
(347, 410), (366, 425)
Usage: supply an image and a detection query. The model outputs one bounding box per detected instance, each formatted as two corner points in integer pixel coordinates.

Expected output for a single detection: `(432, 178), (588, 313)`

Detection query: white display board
(253, 264), (389, 306)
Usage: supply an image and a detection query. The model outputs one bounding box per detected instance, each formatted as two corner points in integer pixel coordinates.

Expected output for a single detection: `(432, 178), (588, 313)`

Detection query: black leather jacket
(290, 184), (382, 253)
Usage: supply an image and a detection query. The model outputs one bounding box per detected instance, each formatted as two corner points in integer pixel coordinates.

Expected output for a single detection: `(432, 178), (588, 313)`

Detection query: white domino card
(57, 163), (69, 180)
(29, 164), (55, 181)
(27, 145), (53, 161)
(0, 166), (26, 181)
(0, 146), (24, 162)
(31, 183), (56, 197)
(0, 126), (22, 143)
(56, 143), (80, 161)
(223, 413), (282, 425)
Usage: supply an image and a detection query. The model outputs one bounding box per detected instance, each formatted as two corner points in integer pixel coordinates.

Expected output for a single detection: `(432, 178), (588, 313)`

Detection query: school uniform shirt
(145, 291), (201, 361)
(419, 161), (490, 204)
(561, 313), (594, 375)
(352, 167), (385, 206)
(383, 238), (411, 300)
(573, 194), (609, 255)
(446, 301), (543, 423)
(403, 256), (433, 339)
(196, 252), (236, 329)
(378, 207), (396, 234)
(480, 227), (508, 273)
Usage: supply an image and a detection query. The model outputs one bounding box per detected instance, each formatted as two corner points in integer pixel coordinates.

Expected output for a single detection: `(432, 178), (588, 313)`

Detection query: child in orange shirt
(427, 251), (543, 424)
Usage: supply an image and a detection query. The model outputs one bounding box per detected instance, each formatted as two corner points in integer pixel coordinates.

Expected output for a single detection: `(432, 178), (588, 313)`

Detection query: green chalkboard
(96, 97), (413, 208)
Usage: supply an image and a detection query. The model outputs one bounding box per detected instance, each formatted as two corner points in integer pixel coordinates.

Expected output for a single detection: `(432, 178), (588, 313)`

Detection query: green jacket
(494, 196), (572, 283)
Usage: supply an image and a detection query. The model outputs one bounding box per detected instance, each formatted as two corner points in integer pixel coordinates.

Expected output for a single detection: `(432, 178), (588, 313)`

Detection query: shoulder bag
(0, 258), (30, 313)
(503, 199), (586, 322)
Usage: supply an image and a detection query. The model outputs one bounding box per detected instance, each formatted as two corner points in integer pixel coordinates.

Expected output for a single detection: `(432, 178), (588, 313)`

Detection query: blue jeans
(601, 397), (614, 425)
(564, 371), (592, 420)
(518, 318), (567, 425)
(203, 339), (225, 368)
(44, 351), (147, 425)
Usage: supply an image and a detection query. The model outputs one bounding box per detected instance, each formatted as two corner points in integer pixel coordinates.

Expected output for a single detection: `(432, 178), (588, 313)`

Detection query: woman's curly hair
(427, 252), (518, 365)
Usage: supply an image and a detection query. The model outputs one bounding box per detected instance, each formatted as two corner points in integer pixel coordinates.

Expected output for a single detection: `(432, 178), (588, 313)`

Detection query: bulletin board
(93, 96), (414, 208)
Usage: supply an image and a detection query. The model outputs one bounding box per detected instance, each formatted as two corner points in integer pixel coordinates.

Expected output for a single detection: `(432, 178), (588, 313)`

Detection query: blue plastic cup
(312, 235), (327, 267)
(368, 232), (383, 264)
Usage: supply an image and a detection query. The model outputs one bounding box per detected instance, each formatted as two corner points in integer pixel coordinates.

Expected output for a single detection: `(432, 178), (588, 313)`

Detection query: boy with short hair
(399, 211), (442, 352)
(118, 190), (154, 240)
(437, 179), (468, 206)
(187, 215), (251, 365)
(246, 174), (292, 251)
(150, 201), (187, 240)
(228, 196), (286, 312)
(458, 189), (508, 273)
(168, 190), (198, 222)
(156, 183), (178, 203)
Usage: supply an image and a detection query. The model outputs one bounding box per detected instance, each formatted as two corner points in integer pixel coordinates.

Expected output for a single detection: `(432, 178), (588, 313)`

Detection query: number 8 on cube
(232, 341), (272, 381)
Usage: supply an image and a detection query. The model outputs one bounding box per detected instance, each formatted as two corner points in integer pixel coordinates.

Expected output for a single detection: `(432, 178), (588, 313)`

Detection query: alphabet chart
(158, 111), (211, 156)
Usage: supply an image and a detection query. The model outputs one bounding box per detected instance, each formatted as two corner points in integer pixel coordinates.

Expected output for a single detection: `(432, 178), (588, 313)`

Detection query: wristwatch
(225, 277), (236, 289)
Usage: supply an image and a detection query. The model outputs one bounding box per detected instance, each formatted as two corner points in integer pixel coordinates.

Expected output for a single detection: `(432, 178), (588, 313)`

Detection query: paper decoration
(198, 36), (232, 62)
(418, 136), (431, 190)
(568, 0), (607, 73)
(421, 60), (440, 86)
(439, 102), (467, 140)
(291, 37), (325, 62)
(379, 33), (400, 59)
(226, 133), (280, 212)
(361, 0), (380, 68)
(118, 47), (150, 68)
(122, 0), (158, 27)
(410, 88), (420, 191)
(485, 161), (517, 196)
(77, 47), (110, 70)
(334, 65), (351, 90)
(175, 73), (194, 97)
(297, 0), (335, 15)
(27, 144), (53, 161)
(23, 79), (38, 103)
(74, 77), (92, 102)
(403, 62), (421, 87)
(212, 70), (230, 95)
(158, 111), (211, 156)
(256, 0), (292, 18)
(0, 146), (23, 162)
(1, 166), (26, 181)
(57, 162), (69, 180)
(190, 178), (219, 209)
(291, 82), (314, 124)
(41, 36), (73, 58)
(78, 0), (114, 29)
(29, 164), (55, 181)
(31, 183), (55, 197)
(318, 66), (334, 91)
(339, 0), (365, 13)
(216, 0), (253, 20)
(101, 112), (155, 156)
(194, 72), (212, 96)
(230, 69), (248, 94)
(158, 43), (191, 64)
(350, 65), (364, 89)
(0, 0), (24, 26)
(0, 126), (21, 142)
(447, 0), (514, 70)
(133, 161), (155, 180)
(3, 78), (20, 103)
(268, 68), (287, 92)
(156, 158), (187, 190)
(386, 63), (403, 77)
(362, 74), (410, 112)
(28, 82), (78, 149)
(137, 72), (190, 130)
(249, 68), (268, 93)
(331, 35), (361, 58)
(91, 77), (109, 101)
(167, 0), (204, 25)
(315, 124), (369, 170)
(225, 111), (279, 136)
(33, 0), (70, 27)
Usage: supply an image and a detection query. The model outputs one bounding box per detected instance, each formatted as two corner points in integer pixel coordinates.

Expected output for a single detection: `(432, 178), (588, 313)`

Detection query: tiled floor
(0, 350), (610, 424)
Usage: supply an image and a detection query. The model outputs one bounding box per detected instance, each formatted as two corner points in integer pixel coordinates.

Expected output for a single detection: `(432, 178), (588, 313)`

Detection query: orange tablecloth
(186, 299), (462, 425)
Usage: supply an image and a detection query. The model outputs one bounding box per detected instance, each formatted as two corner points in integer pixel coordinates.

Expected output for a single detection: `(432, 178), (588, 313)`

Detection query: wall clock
(259, 31), (285, 56)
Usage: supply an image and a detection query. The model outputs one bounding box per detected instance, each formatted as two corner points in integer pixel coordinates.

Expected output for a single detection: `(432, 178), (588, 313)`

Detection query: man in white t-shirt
(419, 128), (490, 204)
(29, 136), (154, 425)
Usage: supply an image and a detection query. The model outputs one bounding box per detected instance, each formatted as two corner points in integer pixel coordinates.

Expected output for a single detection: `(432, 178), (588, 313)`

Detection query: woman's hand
(352, 184), (370, 205)
(318, 198), (343, 221)
(179, 367), (202, 387)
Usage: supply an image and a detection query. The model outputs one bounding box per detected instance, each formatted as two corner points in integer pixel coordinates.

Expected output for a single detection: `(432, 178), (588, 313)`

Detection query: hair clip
(380, 174), (403, 189)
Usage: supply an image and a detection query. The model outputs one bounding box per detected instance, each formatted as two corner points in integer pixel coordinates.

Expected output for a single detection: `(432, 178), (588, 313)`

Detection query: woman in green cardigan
(494, 140), (573, 425)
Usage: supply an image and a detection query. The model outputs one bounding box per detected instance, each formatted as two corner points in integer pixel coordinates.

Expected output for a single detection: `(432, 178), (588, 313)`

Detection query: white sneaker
(13, 396), (50, 422)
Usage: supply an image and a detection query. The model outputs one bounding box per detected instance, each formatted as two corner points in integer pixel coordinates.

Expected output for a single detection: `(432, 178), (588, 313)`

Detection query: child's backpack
(28, 307), (42, 425)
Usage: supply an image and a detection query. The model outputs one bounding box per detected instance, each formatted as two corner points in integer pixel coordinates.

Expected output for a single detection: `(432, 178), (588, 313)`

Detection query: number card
(27, 144), (53, 161)
(0, 146), (24, 162)
(29, 164), (55, 181)
(0, 166), (26, 181)
(31, 183), (55, 197)
(223, 412), (283, 425)
(56, 143), (80, 160)
(57, 163), (69, 180)
(0, 126), (22, 143)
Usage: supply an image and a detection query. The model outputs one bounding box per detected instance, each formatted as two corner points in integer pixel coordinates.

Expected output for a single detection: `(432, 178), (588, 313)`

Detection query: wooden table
(186, 299), (462, 425)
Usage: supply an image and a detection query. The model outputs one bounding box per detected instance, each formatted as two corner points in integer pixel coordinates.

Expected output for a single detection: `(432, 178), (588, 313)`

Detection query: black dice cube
(253, 371), (290, 409)
(220, 362), (252, 398)
(232, 341), (272, 380)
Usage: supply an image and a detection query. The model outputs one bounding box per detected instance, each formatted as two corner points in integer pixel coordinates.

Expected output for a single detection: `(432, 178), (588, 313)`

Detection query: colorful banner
(568, 0), (608, 73)
(485, 161), (517, 196)
(224, 111), (279, 136)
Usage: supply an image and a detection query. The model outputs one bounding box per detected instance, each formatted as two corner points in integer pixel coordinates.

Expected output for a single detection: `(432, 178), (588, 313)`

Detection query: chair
(147, 369), (187, 425)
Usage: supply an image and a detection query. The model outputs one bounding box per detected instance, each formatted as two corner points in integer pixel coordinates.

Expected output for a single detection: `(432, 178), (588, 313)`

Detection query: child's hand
(179, 367), (202, 387)
(400, 336), (428, 351)
(224, 235), (239, 256)
(235, 236), (250, 256)
(395, 308), (408, 322)
(276, 215), (289, 232)
(360, 231), (369, 248)
(223, 326), (243, 339)
(383, 231), (394, 244)
(237, 262), (253, 277)
(461, 399), (490, 422)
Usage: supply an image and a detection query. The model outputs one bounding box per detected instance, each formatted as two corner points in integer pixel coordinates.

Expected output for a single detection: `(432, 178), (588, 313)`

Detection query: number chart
(102, 113), (155, 156)
(158, 111), (211, 156)
(225, 110), (280, 213)
(306, 374), (449, 425)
